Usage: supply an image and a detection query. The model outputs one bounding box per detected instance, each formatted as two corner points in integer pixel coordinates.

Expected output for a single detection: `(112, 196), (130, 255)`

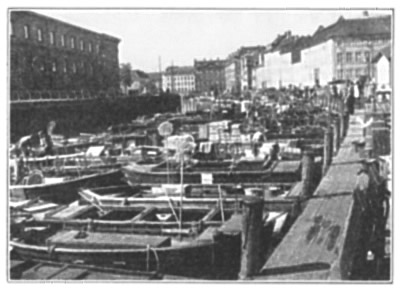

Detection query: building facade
(162, 66), (196, 95)
(194, 59), (226, 95)
(238, 46), (265, 91)
(372, 44), (391, 89)
(224, 57), (240, 95)
(225, 46), (265, 95)
(10, 11), (120, 97)
(255, 14), (391, 88)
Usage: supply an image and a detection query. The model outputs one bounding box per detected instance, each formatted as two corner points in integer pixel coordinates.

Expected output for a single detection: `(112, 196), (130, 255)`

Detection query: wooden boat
(10, 259), (160, 280)
(122, 159), (302, 184)
(10, 169), (125, 204)
(18, 145), (171, 177)
(84, 182), (297, 199)
(10, 190), (296, 278)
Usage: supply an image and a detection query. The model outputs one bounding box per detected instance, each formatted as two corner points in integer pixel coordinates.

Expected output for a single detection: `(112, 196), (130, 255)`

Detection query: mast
(171, 60), (175, 93)
(158, 56), (162, 93)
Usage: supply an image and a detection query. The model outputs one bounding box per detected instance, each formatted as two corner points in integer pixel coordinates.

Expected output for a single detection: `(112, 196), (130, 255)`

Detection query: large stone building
(255, 14), (392, 88)
(238, 46), (266, 92)
(225, 46), (265, 95)
(224, 56), (241, 95)
(162, 66), (196, 95)
(10, 11), (120, 97)
(194, 59), (226, 95)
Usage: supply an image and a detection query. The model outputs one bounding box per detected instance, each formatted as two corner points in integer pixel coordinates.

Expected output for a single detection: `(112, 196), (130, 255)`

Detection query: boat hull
(122, 161), (301, 184)
(10, 240), (218, 277)
(10, 170), (125, 204)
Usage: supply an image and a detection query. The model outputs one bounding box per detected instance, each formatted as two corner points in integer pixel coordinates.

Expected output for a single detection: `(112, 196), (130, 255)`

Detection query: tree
(119, 63), (132, 94)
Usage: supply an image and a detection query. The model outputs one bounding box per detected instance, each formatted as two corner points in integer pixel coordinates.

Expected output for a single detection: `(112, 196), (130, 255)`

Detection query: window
(336, 53), (343, 63)
(96, 44), (100, 54)
(346, 52), (353, 63)
(10, 22), (14, 36)
(49, 32), (55, 45)
(355, 51), (362, 63)
(355, 68), (363, 77)
(52, 61), (57, 72)
(88, 42), (92, 52)
(346, 69), (353, 79)
(337, 69), (344, 79)
(61, 35), (65, 47)
(70, 37), (75, 49)
(314, 68), (320, 82)
(63, 61), (67, 73)
(364, 52), (370, 63)
(80, 40), (84, 50)
(37, 28), (42, 42)
(72, 62), (77, 73)
(24, 25), (29, 39)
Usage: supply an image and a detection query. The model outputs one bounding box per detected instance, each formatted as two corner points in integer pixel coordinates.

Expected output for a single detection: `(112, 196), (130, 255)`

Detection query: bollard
(372, 127), (391, 156)
(301, 150), (315, 198)
(239, 195), (264, 280)
(343, 113), (350, 137)
(339, 99), (345, 115)
(363, 114), (368, 137)
(372, 98), (377, 113)
(322, 126), (333, 176)
(339, 114), (345, 139)
(333, 118), (341, 154)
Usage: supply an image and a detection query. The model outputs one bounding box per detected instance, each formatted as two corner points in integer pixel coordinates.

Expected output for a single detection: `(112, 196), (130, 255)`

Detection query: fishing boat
(83, 182), (296, 199)
(122, 159), (302, 184)
(10, 189), (297, 278)
(10, 169), (125, 204)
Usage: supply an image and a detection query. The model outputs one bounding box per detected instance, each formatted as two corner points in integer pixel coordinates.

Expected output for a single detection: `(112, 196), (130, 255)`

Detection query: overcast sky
(32, 9), (391, 72)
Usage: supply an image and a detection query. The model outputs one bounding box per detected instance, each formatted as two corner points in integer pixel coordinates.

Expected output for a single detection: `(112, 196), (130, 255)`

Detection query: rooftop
(132, 70), (149, 79)
(311, 15), (391, 45)
(164, 66), (195, 75)
(194, 59), (226, 70)
(11, 10), (121, 42)
(372, 43), (392, 63)
(267, 14), (391, 55)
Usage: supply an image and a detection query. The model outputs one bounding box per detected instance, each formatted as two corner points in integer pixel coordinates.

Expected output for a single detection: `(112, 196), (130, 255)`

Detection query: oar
(78, 189), (108, 215)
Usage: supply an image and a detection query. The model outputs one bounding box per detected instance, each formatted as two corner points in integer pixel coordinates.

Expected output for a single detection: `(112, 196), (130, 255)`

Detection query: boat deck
(47, 230), (171, 249)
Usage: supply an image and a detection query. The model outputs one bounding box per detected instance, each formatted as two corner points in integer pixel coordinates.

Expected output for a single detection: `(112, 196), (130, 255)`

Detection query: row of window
(198, 70), (224, 75)
(30, 59), (102, 75)
(164, 79), (195, 85)
(338, 39), (388, 47)
(165, 83), (195, 88)
(18, 24), (101, 54)
(165, 76), (194, 81)
(336, 68), (373, 79)
(337, 51), (371, 64)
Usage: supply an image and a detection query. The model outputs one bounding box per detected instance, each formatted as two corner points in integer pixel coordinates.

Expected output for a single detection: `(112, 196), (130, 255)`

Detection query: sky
(28, 9), (392, 73)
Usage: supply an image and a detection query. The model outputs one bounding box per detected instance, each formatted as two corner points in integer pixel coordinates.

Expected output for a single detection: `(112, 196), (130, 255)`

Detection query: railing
(312, 93), (346, 115)
(10, 90), (126, 103)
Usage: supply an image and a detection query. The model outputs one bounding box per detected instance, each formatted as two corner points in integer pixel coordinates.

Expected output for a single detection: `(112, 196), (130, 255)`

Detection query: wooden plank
(47, 230), (171, 249)
(50, 204), (92, 219)
(48, 268), (89, 280)
(21, 264), (61, 280)
(218, 214), (242, 235)
(271, 160), (301, 174)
